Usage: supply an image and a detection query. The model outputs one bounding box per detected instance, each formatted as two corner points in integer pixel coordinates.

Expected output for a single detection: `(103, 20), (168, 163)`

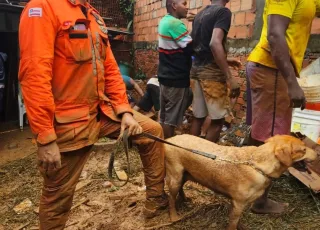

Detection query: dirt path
(0, 127), (36, 166)
(1, 132), (320, 229)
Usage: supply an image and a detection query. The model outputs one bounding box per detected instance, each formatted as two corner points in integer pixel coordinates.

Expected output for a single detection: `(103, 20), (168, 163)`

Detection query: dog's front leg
(168, 183), (180, 222)
(166, 171), (183, 222)
(227, 200), (246, 230)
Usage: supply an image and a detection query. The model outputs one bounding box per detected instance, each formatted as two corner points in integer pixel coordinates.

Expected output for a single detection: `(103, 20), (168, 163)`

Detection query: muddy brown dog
(165, 135), (317, 230)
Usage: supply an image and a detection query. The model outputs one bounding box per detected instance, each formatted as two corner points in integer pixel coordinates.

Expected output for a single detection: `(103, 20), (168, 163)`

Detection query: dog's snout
(304, 147), (318, 162)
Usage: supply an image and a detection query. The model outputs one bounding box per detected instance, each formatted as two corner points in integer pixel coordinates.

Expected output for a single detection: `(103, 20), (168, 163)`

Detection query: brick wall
(133, 0), (258, 41)
(133, 0), (320, 123)
(228, 0), (256, 39)
(135, 48), (159, 77)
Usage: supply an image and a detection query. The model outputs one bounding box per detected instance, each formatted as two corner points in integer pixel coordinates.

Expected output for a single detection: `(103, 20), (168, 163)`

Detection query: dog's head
(265, 135), (317, 167)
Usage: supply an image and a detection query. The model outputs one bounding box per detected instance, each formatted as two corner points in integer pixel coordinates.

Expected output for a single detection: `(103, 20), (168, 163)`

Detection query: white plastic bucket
(298, 74), (320, 102)
(291, 109), (320, 143)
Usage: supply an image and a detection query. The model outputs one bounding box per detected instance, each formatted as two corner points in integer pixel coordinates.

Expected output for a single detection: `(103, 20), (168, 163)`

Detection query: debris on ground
(115, 169), (128, 181)
(33, 207), (39, 214)
(137, 185), (146, 192)
(94, 137), (117, 146)
(7, 142), (19, 150)
(234, 129), (246, 138)
(102, 181), (113, 188)
(14, 222), (31, 230)
(70, 198), (90, 211)
(75, 180), (93, 192)
(31, 138), (37, 145)
(13, 199), (33, 214)
(219, 122), (251, 146)
(79, 170), (88, 180)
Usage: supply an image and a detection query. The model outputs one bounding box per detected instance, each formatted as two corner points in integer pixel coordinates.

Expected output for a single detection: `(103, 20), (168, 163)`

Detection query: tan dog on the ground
(165, 135), (317, 230)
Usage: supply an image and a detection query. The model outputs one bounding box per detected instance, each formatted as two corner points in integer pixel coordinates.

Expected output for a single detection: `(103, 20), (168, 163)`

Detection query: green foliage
(119, 61), (134, 68)
(134, 68), (146, 80)
(119, 0), (135, 31)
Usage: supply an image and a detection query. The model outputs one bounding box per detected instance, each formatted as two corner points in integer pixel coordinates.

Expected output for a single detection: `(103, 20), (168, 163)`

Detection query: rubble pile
(219, 122), (251, 147)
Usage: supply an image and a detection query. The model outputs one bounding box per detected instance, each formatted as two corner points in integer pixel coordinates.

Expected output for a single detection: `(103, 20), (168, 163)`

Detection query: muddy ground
(1, 127), (320, 230)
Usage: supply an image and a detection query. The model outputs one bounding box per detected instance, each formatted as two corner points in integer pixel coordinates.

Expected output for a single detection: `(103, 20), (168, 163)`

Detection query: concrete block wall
(133, 0), (320, 123)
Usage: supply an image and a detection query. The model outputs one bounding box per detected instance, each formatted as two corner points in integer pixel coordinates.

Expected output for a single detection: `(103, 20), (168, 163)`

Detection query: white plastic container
(298, 74), (320, 102)
(298, 57), (320, 102)
(291, 109), (320, 143)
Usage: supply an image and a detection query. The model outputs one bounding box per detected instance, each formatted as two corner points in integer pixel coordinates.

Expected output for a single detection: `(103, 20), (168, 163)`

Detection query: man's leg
(190, 117), (205, 137)
(161, 123), (175, 139)
(249, 133), (288, 214)
(247, 62), (289, 214)
(252, 184), (288, 214)
(200, 80), (228, 143)
(149, 84), (160, 112)
(205, 118), (224, 143)
(39, 146), (92, 230)
(190, 79), (208, 137)
(158, 84), (174, 138)
(245, 64), (253, 126)
(160, 86), (191, 139)
(132, 113), (167, 218)
(248, 134), (264, 147)
(200, 116), (212, 137)
(99, 111), (167, 217)
(136, 90), (153, 113)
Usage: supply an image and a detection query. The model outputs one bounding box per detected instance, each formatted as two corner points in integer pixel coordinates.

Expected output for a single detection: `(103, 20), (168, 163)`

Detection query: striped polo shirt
(158, 14), (192, 88)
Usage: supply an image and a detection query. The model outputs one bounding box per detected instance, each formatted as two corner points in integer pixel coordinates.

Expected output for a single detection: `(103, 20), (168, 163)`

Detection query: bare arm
(210, 28), (231, 79)
(268, 15), (305, 109)
(227, 57), (241, 68)
(130, 78), (144, 97)
(210, 28), (239, 98)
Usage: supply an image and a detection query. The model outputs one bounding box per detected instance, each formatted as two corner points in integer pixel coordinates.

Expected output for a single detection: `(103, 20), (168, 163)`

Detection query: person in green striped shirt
(158, 0), (193, 138)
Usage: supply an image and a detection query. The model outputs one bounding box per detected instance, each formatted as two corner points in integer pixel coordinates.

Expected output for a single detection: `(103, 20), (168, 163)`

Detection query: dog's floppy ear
(275, 144), (293, 167)
(291, 145), (307, 161)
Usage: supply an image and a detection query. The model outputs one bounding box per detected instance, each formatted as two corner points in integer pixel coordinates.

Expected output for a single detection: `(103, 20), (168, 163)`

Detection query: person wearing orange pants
(19, 0), (167, 229)
(38, 112), (166, 229)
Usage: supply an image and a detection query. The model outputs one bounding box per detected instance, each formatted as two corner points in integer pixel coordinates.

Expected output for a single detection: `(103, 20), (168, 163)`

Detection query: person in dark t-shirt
(190, 0), (240, 143)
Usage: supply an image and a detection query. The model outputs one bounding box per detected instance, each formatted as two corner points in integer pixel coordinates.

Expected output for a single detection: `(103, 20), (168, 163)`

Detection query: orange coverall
(19, 0), (165, 229)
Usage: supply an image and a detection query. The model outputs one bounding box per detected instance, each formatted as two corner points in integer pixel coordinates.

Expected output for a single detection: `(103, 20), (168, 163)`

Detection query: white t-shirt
(147, 77), (159, 87)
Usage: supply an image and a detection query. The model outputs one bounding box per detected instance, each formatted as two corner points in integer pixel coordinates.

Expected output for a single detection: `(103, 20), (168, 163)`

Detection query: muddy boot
(144, 193), (169, 218)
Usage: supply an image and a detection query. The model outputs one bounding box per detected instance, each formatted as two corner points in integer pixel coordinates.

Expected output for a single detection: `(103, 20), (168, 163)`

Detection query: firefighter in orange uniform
(19, 0), (167, 228)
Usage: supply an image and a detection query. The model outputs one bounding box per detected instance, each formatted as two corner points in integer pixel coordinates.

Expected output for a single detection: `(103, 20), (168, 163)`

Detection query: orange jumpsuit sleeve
(19, 0), (58, 145)
(104, 42), (133, 116)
